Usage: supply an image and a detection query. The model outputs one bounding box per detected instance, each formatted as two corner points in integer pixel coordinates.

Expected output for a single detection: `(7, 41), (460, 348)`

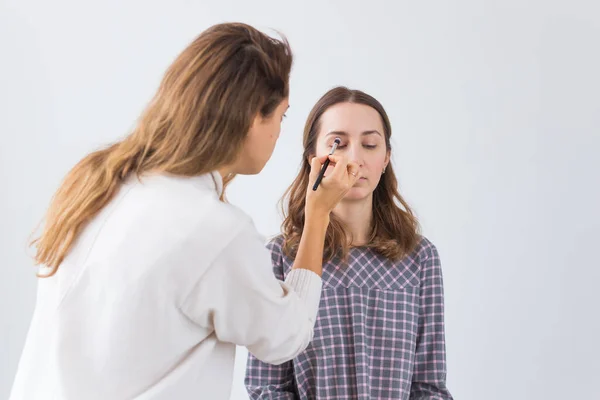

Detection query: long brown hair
(32, 22), (293, 277)
(281, 87), (420, 262)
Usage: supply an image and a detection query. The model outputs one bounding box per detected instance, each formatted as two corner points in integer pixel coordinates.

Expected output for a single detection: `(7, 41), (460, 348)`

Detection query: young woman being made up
(9, 25), (359, 400)
(246, 87), (453, 399)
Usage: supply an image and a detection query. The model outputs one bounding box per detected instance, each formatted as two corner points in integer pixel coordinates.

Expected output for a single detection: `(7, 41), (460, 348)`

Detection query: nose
(347, 144), (365, 167)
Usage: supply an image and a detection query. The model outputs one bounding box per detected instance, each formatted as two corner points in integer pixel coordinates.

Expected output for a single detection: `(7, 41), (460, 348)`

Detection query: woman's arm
(245, 238), (299, 399)
(180, 219), (323, 365)
(410, 240), (453, 400)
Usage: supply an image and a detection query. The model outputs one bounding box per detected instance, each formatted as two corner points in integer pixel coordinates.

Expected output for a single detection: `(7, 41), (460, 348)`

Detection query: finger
(324, 154), (344, 165)
(309, 155), (330, 169)
(327, 155), (349, 179)
(317, 154), (329, 163)
(347, 161), (360, 184)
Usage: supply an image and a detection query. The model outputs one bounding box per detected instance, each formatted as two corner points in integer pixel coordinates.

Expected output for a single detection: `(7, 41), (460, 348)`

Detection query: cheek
(314, 142), (329, 157)
(271, 121), (282, 140)
(366, 152), (387, 171)
(360, 154), (387, 185)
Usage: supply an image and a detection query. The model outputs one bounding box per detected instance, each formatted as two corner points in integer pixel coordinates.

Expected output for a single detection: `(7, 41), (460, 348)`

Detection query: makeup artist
(9, 22), (359, 400)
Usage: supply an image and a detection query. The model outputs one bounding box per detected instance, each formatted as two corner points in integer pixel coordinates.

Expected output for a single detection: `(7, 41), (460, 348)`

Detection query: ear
(384, 150), (391, 170)
(252, 111), (266, 127)
(246, 113), (262, 138)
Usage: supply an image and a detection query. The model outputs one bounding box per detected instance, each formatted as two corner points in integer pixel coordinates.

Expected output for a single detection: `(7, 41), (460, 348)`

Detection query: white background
(1, 1), (599, 399)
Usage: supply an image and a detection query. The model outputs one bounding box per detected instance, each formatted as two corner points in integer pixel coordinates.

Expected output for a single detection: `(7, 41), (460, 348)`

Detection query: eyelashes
(330, 144), (378, 150)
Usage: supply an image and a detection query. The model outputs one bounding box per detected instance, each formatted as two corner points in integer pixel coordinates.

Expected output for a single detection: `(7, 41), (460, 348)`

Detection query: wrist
(305, 207), (330, 228)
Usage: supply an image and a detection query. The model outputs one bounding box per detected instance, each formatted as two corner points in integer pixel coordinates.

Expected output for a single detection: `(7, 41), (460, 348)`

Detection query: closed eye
(335, 144), (347, 149)
(331, 144), (377, 149)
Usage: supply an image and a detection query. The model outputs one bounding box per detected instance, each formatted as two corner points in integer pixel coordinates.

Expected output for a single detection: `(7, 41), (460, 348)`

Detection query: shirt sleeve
(180, 221), (322, 365)
(245, 237), (299, 399)
(410, 240), (453, 400)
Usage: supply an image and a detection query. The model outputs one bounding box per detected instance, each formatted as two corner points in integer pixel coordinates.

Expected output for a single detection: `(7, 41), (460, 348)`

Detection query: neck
(333, 195), (373, 246)
(218, 167), (232, 179)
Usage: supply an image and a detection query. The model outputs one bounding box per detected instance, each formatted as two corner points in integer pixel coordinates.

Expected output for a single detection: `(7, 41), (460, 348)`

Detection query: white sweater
(9, 172), (322, 400)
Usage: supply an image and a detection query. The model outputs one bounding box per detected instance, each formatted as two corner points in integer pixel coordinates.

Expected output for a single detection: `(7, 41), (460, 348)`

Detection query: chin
(245, 168), (263, 175)
(236, 163), (265, 176)
(343, 187), (372, 201)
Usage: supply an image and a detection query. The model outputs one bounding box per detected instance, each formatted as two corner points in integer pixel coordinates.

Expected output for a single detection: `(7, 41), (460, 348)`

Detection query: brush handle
(312, 158), (331, 191)
(311, 138), (340, 191)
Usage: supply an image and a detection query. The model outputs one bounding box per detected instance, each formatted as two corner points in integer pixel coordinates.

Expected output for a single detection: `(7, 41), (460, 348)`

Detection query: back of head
(137, 22), (293, 177)
(33, 22), (293, 277)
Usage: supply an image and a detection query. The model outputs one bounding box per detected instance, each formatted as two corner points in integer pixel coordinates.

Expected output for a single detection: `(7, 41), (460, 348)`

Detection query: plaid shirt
(245, 235), (452, 400)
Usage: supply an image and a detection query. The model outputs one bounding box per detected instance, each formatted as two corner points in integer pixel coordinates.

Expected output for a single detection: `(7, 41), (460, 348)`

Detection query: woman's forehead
(318, 103), (383, 138)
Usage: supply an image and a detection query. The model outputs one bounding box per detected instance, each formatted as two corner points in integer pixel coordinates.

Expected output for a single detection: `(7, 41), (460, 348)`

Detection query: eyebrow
(325, 130), (382, 137)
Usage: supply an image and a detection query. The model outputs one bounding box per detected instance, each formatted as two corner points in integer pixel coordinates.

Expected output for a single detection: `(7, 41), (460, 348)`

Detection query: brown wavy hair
(281, 87), (420, 262)
(31, 22), (293, 277)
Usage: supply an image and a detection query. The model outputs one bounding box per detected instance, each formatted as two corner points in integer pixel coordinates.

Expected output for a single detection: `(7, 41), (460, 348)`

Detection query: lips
(353, 177), (367, 186)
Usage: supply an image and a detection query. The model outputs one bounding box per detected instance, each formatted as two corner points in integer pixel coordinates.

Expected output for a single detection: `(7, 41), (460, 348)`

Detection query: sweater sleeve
(245, 237), (299, 399)
(180, 221), (322, 365)
(409, 239), (453, 400)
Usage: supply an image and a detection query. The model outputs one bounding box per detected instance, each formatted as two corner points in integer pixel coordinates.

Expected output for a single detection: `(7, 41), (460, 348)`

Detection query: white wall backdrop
(1, 1), (599, 399)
